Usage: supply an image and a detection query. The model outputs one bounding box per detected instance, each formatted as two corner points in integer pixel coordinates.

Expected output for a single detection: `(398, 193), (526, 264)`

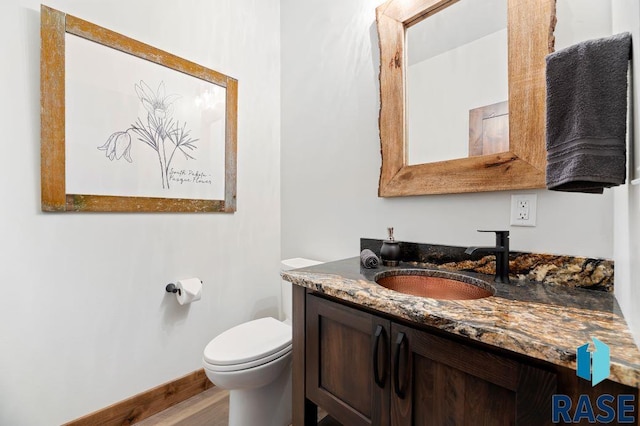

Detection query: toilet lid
(203, 317), (292, 366)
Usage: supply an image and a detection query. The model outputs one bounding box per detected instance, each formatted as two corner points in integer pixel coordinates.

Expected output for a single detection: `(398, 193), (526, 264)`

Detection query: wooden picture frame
(376, 0), (556, 196)
(41, 6), (237, 212)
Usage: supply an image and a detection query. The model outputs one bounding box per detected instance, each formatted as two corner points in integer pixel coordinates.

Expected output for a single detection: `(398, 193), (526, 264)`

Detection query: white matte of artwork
(65, 34), (226, 201)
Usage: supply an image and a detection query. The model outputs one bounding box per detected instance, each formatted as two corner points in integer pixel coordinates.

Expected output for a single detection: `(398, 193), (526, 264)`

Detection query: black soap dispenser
(380, 227), (401, 266)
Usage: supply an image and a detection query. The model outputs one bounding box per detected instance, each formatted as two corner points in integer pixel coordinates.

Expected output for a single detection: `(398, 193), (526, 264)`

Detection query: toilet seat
(203, 317), (291, 372)
(204, 344), (292, 372)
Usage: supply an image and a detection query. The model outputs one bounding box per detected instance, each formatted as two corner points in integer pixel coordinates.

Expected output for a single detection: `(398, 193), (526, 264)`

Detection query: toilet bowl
(203, 317), (293, 426)
(202, 258), (322, 426)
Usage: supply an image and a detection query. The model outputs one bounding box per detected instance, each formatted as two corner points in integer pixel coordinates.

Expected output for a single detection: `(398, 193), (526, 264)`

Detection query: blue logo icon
(576, 337), (610, 386)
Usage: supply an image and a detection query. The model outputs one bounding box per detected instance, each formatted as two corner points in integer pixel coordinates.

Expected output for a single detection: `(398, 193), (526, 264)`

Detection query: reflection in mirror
(406, 0), (508, 165)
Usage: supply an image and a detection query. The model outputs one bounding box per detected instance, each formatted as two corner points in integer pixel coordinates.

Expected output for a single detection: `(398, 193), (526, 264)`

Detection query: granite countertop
(282, 257), (640, 389)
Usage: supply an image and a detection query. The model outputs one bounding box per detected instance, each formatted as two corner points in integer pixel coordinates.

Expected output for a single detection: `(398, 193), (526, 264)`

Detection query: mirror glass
(406, 0), (508, 165)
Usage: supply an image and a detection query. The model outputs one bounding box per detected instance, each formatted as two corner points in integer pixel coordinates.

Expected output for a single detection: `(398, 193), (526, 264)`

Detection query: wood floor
(135, 387), (340, 426)
(136, 387), (229, 426)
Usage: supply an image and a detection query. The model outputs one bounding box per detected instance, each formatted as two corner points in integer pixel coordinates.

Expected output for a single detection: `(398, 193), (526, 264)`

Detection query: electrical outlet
(510, 194), (537, 226)
(517, 199), (529, 220)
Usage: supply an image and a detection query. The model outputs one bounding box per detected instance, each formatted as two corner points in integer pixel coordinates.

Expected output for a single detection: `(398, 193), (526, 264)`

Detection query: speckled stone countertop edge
(283, 259), (640, 389)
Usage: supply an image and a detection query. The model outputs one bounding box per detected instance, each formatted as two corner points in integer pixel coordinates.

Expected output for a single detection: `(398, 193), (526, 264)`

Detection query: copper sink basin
(374, 269), (494, 300)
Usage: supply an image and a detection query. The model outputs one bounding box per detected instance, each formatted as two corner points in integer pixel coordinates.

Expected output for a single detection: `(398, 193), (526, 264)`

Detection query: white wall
(555, 0), (613, 50)
(281, 0), (614, 264)
(612, 0), (640, 346)
(0, 0), (280, 424)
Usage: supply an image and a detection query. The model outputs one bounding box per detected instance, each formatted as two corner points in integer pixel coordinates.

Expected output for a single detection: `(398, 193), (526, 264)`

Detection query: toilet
(202, 258), (323, 426)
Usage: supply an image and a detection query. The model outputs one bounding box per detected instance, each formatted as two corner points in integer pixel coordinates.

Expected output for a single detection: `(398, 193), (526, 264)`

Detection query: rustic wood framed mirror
(376, 0), (556, 196)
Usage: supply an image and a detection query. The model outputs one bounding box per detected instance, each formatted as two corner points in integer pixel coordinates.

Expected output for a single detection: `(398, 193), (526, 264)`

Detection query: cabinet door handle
(393, 332), (407, 399)
(373, 325), (385, 388)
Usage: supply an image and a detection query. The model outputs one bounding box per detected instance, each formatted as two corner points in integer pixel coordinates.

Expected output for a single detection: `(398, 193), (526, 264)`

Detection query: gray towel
(545, 32), (631, 193)
(360, 249), (379, 269)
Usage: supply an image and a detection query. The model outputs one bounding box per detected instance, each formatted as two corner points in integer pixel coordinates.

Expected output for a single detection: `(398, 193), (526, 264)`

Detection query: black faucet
(464, 230), (510, 283)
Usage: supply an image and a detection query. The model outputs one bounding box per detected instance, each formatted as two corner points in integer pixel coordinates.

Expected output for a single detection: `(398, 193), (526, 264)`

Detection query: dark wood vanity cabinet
(388, 322), (557, 426)
(301, 292), (557, 426)
(305, 291), (390, 425)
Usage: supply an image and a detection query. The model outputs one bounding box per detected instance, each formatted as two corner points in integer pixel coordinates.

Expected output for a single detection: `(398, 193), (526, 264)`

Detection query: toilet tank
(281, 258), (323, 324)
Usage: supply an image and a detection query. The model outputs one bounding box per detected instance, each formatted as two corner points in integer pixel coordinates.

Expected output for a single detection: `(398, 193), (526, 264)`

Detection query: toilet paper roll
(176, 278), (202, 305)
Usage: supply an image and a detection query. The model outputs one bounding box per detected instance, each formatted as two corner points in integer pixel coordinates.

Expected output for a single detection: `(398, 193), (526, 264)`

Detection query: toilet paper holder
(165, 283), (181, 296)
(165, 280), (204, 296)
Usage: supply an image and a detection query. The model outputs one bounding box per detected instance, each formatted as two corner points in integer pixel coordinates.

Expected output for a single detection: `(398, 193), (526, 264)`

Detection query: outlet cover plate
(510, 194), (537, 227)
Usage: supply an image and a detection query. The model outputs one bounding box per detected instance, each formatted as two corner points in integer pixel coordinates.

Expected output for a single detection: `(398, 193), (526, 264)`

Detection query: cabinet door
(306, 294), (391, 426)
(390, 323), (557, 426)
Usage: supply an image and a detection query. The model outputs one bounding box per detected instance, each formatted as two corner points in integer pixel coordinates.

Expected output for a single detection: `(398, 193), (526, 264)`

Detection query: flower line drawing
(98, 80), (199, 189)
